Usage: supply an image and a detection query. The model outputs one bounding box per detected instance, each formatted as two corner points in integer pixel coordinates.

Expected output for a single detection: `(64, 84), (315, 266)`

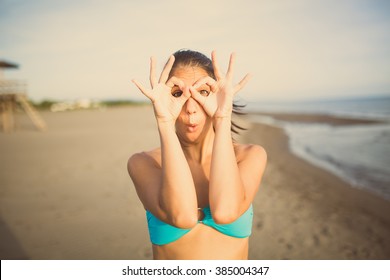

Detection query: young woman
(128, 49), (267, 260)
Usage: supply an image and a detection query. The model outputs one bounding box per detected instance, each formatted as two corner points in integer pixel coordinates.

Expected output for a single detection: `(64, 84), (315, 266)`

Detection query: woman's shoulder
(233, 143), (267, 163)
(127, 148), (162, 172)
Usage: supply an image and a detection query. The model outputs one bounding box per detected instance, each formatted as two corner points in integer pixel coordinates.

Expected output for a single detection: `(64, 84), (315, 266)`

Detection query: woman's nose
(185, 97), (198, 114)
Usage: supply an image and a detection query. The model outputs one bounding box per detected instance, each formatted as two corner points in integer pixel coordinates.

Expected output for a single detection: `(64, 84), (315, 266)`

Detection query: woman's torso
(145, 144), (251, 260)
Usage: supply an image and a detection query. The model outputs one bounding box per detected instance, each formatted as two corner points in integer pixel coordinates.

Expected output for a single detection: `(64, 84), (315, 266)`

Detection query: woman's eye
(200, 90), (210, 96)
(172, 91), (183, 98)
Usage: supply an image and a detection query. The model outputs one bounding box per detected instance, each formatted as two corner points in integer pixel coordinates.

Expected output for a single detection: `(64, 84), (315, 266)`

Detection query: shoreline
(242, 115), (390, 259)
(246, 111), (390, 201)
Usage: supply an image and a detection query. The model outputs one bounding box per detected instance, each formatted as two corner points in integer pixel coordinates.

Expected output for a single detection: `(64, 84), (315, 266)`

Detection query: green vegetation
(30, 99), (57, 110)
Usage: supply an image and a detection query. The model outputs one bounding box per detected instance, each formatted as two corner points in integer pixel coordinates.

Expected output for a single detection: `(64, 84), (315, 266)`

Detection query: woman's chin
(177, 130), (201, 143)
(183, 133), (201, 143)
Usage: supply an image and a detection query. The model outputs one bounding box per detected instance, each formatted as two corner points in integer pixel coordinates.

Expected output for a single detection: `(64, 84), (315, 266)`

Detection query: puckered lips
(186, 115), (199, 133)
(186, 123), (198, 133)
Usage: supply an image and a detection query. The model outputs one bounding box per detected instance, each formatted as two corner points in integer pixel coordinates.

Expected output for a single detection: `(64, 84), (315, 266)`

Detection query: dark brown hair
(169, 49), (246, 136)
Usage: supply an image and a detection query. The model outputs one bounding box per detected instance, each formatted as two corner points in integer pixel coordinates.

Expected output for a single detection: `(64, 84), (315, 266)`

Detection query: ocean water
(246, 96), (390, 200)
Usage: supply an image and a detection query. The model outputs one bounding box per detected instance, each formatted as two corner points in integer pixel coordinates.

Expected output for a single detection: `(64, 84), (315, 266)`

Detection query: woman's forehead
(171, 66), (209, 82)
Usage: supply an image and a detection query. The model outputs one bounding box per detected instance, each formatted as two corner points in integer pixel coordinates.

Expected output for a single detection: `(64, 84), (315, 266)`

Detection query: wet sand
(0, 106), (389, 259)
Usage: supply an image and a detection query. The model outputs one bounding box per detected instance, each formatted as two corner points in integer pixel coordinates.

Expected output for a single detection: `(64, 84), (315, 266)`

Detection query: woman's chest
(188, 162), (210, 206)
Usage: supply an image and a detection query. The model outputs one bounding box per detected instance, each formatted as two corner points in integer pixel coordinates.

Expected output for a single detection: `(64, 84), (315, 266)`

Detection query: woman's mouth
(187, 123), (198, 132)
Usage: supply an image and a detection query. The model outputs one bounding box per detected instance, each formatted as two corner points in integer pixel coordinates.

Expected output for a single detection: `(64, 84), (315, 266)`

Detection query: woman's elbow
(170, 212), (198, 229)
(212, 209), (239, 225)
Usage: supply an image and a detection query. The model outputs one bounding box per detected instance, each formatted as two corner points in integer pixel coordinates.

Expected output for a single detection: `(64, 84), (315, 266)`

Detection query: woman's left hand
(189, 51), (251, 118)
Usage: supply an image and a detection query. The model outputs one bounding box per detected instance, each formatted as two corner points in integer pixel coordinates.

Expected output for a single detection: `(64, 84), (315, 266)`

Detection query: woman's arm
(129, 56), (198, 228)
(158, 119), (198, 228)
(191, 51), (266, 223)
(209, 116), (245, 223)
(209, 117), (267, 224)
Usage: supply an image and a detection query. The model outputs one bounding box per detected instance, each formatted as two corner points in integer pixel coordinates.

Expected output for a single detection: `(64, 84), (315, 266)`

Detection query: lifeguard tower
(0, 60), (47, 132)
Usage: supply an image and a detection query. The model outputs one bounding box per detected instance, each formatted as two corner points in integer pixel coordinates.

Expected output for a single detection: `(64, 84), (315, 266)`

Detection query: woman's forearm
(209, 117), (245, 223)
(158, 120), (198, 227)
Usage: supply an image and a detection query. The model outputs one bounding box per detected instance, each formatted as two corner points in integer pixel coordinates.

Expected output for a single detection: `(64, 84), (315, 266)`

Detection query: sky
(0, 0), (389, 102)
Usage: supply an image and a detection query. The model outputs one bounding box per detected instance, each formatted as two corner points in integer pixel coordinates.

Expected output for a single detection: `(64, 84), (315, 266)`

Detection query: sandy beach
(1, 106), (389, 259)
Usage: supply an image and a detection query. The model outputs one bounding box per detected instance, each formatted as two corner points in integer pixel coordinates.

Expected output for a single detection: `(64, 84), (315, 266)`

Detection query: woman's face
(171, 66), (212, 143)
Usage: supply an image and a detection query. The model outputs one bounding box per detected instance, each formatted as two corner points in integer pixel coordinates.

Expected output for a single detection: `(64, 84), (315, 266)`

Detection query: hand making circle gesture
(132, 55), (190, 123)
(189, 51), (251, 118)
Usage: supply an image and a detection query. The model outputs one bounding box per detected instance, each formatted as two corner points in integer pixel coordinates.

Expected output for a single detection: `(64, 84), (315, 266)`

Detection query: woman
(128, 49), (267, 260)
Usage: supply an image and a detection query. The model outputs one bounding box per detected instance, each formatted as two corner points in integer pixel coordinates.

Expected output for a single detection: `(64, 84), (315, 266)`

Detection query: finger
(211, 50), (222, 80)
(189, 86), (206, 105)
(233, 73), (251, 95)
(132, 79), (152, 100)
(226, 52), (236, 80)
(192, 76), (217, 92)
(149, 56), (157, 88)
(166, 76), (185, 89)
(178, 87), (191, 103)
(159, 55), (175, 83)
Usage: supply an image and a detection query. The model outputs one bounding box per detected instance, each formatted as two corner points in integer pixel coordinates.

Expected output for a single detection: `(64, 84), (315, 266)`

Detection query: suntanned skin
(128, 52), (267, 259)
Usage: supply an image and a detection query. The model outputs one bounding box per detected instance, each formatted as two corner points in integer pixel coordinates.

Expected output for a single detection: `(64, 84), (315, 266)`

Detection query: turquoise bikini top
(146, 205), (253, 246)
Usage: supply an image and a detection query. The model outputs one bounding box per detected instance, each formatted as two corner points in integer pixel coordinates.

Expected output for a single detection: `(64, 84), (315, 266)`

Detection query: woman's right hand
(132, 55), (190, 123)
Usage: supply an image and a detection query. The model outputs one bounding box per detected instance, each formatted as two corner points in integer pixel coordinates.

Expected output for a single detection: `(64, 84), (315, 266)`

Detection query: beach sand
(1, 106), (389, 259)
